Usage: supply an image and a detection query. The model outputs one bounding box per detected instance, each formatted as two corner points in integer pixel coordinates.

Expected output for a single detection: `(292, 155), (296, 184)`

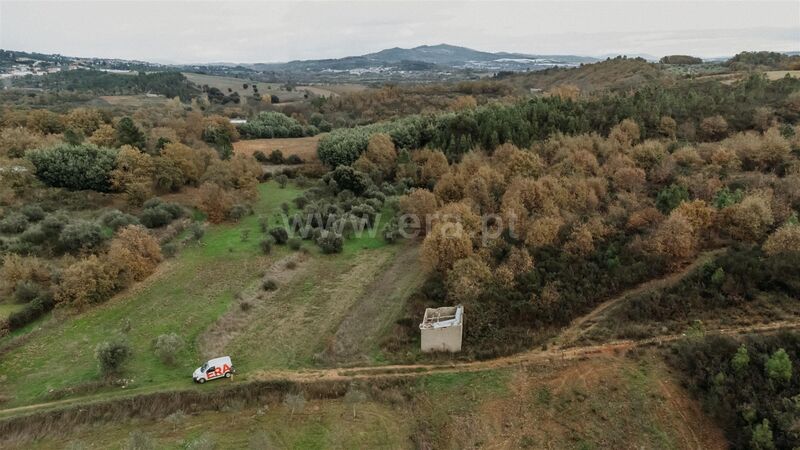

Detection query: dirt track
(555, 248), (727, 346)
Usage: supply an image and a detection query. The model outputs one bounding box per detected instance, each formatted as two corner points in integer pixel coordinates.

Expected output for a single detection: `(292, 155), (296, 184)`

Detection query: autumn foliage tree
(106, 225), (162, 284)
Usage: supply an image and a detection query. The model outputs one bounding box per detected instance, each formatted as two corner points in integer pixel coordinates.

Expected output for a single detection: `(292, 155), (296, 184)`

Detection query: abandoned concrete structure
(419, 305), (463, 353)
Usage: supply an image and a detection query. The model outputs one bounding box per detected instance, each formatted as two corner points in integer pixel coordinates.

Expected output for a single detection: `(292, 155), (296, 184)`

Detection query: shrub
(95, 340), (132, 376)
(197, 182), (235, 224)
(153, 333), (183, 366)
(27, 143), (118, 191)
(316, 230), (343, 254)
(329, 166), (370, 195)
(13, 279), (42, 303)
(268, 149), (285, 164)
(39, 212), (68, 240)
(189, 222), (205, 241)
(259, 237), (274, 254)
(7, 295), (54, 331)
(19, 225), (46, 245)
(125, 430), (154, 450)
(262, 278), (278, 291)
(253, 150), (268, 163)
(106, 225), (163, 283)
(139, 200), (183, 228)
(57, 220), (104, 252)
(20, 204), (46, 222)
(275, 174), (289, 188)
(101, 209), (141, 231)
(288, 237), (302, 250)
(286, 154), (303, 165)
(161, 242), (178, 258)
(55, 255), (117, 306)
(139, 207), (172, 229)
(228, 203), (252, 221)
(269, 227), (289, 244)
(0, 213), (29, 233)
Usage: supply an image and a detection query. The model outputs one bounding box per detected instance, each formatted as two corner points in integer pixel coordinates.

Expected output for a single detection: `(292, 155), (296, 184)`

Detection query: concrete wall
(420, 324), (463, 353)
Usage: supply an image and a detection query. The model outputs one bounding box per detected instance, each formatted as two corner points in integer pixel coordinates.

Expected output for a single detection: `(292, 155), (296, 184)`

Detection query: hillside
(501, 56), (668, 93)
(250, 43), (598, 73)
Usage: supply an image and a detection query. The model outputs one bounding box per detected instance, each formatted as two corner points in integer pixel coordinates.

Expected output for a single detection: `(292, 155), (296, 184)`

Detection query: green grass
(0, 302), (24, 320)
(0, 182), (302, 407)
(15, 400), (411, 449)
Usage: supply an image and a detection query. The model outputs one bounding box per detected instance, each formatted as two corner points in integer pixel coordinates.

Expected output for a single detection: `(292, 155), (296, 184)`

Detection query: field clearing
(764, 70), (800, 80)
(699, 69), (800, 85)
(182, 72), (306, 102)
(0, 182), (302, 407)
(297, 83), (370, 97)
(233, 135), (322, 162)
(0, 181), (411, 410)
(95, 95), (171, 107)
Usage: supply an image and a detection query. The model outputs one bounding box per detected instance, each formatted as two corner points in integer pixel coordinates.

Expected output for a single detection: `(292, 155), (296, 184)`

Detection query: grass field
(0, 182), (302, 407)
(0, 181), (417, 410)
(17, 400), (411, 449)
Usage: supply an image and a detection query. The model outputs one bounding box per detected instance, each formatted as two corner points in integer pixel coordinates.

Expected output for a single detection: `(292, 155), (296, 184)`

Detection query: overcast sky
(1, 1), (798, 64)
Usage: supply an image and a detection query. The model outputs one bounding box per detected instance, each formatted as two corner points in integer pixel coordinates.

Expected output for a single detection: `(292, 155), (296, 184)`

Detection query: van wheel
(198, 378), (205, 384)
(225, 372), (232, 378)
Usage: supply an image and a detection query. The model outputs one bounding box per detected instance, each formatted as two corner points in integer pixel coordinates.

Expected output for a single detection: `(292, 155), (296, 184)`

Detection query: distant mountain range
(247, 44), (600, 72)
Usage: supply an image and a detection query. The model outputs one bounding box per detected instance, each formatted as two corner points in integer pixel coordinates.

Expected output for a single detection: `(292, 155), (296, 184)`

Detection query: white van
(192, 356), (235, 383)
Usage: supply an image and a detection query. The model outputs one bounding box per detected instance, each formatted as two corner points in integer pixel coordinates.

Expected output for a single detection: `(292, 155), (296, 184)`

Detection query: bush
(259, 237), (274, 254)
(39, 212), (68, 240)
(139, 200), (183, 228)
(20, 204), (46, 222)
(268, 149), (285, 164)
(228, 203), (252, 221)
(7, 294), (54, 331)
(56, 257), (116, 307)
(262, 278), (278, 291)
(253, 150), (269, 163)
(275, 174), (289, 188)
(189, 222), (205, 241)
(101, 210), (141, 231)
(0, 213), (29, 234)
(288, 237), (302, 250)
(286, 154), (303, 165)
(27, 143), (118, 191)
(19, 225), (46, 245)
(95, 340), (132, 376)
(329, 166), (370, 195)
(316, 230), (343, 254)
(58, 220), (104, 252)
(125, 430), (154, 450)
(269, 227), (289, 244)
(153, 333), (183, 366)
(161, 242), (178, 258)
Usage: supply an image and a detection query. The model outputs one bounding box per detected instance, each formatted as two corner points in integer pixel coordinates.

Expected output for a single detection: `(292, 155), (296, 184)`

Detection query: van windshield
(201, 363), (208, 371)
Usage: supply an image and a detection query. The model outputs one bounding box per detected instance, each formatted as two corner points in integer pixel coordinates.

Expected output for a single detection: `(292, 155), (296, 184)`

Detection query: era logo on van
(208, 364), (231, 378)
